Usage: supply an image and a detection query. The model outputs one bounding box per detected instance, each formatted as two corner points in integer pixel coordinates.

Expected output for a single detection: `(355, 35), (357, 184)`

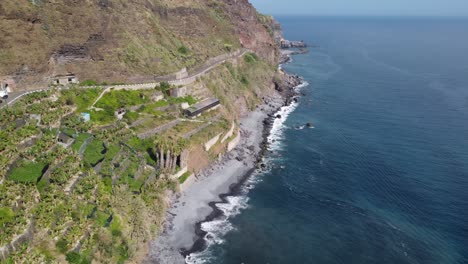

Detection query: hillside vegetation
(0, 0), (284, 262)
(0, 0), (277, 89)
(0, 54), (279, 263)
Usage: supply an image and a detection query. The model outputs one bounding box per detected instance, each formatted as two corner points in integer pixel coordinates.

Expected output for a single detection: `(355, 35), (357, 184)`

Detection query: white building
(52, 74), (79, 86)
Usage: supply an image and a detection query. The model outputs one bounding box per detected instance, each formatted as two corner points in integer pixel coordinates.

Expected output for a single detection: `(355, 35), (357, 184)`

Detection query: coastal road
(89, 48), (249, 108)
(0, 89), (48, 110)
(0, 49), (250, 111)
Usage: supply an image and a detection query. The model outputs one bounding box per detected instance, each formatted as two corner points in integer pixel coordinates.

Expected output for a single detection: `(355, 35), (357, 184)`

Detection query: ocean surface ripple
(189, 17), (468, 264)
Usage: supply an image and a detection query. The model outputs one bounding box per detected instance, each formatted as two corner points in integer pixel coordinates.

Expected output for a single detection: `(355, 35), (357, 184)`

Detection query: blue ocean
(187, 17), (468, 264)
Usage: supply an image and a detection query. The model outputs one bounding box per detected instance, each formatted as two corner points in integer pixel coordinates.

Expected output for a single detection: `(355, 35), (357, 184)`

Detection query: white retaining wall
(221, 121), (236, 143)
(227, 131), (241, 152)
(205, 133), (222, 151)
(179, 173), (196, 192)
(170, 166), (188, 180)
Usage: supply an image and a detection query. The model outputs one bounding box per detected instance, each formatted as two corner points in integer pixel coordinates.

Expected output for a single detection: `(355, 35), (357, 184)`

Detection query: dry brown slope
(0, 0), (278, 91)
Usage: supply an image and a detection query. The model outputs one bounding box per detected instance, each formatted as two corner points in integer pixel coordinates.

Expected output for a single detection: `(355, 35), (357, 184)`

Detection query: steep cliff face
(0, 0), (278, 90)
(217, 0), (278, 62)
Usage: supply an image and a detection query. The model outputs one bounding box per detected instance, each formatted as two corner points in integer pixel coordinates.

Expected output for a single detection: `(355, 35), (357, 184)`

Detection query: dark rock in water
(306, 122), (313, 128)
(293, 98), (298, 103)
(276, 114), (282, 119)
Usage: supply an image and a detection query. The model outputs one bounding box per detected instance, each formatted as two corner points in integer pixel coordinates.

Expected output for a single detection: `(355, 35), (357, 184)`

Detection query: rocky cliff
(0, 0), (278, 90)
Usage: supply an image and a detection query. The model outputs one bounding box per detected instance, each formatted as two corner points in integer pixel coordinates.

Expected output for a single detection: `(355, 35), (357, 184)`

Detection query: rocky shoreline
(144, 69), (303, 264)
(184, 71), (303, 256)
(279, 48), (309, 64)
(144, 35), (304, 261)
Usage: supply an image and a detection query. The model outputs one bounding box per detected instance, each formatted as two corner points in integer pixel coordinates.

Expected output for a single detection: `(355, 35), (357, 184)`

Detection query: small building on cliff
(52, 74), (79, 86)
(184, 98), (220, 118)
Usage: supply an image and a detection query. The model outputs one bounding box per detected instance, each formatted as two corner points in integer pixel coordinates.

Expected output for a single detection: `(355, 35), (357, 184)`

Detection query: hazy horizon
(249, 0), (468, 17)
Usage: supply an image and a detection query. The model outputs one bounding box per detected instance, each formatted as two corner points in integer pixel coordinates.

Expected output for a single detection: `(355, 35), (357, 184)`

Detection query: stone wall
(179, 173), (196, 192)
(137, 119), (181, 139)
(175, 68), (188, 80)
(108, 82), (157, 91)
(169, 76), (196, 86)
(204, 133), (222, 151)
(169, 166), (188, 180)
(221, 121), (236, 143)
(227, 131), (240, 152)
(0, 221), (34, 261)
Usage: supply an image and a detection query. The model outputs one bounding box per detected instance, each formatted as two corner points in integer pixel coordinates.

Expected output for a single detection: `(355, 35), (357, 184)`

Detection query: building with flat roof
(184, 98), (220, 118)
(52, 74), (79, 86)
(57, 132), (74, 147)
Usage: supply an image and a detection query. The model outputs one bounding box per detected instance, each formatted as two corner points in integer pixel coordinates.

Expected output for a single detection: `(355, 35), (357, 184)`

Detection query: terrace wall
(227, 132), (240, 152)
(204, 133), (222, 151)
(221, 122), (236, 143)
(0, 221), (34, 261)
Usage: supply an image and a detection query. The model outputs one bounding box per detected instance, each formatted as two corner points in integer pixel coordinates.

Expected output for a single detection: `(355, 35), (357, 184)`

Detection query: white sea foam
(185, 251), (212, 264)
(185, 195), (250, 264)
(268, 81), (308, 151)
(187, 81), (308, 263)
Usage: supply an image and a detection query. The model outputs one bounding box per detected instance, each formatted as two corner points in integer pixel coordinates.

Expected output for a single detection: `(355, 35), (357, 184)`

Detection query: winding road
(1, 49), (249, 110)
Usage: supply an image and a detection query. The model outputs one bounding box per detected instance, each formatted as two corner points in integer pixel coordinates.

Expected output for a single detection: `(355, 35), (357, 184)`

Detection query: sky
(249, 0), (468, 17)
